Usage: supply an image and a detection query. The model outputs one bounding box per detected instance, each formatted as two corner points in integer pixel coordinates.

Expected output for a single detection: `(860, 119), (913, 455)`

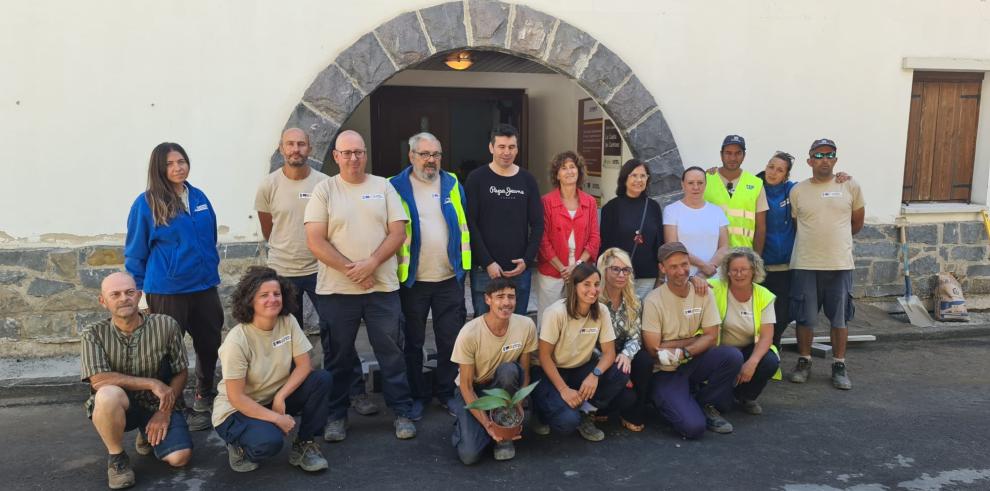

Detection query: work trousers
(147, 287), (223, 399)
(762, 269), (792, 349)
(530, 358), (632, 435)
(649, 346), (743, 439)
(732, 344), (780, 402)
(400, 277), (467, 405)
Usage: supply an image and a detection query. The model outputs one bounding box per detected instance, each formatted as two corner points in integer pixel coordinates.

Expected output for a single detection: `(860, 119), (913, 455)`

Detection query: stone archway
(273, 0), (683, 198)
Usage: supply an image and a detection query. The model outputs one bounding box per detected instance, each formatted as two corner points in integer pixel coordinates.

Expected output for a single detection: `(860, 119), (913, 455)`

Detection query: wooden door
(902, 71), (983, 202)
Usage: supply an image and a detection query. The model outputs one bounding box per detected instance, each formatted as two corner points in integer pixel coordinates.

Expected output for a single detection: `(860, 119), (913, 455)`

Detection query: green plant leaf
(465, 395), (508, 411)
(509, 381), (540, 406)
(481, 388), (512, 402)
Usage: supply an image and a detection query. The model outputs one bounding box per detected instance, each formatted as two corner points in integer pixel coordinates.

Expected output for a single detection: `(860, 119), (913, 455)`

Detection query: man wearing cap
(640, 242), (743, 438)
(704, 135), (769, 253)
(788, 138), (865, 390)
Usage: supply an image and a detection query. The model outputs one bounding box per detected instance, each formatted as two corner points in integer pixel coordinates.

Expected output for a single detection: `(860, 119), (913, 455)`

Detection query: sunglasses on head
(812, 151), (837, 159)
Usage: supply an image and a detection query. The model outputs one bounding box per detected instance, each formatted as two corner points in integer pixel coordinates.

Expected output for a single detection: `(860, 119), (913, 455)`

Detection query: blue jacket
(389, 167), (469, 287)
(762, 179), (796, 266)
(125, 182), (221, 294)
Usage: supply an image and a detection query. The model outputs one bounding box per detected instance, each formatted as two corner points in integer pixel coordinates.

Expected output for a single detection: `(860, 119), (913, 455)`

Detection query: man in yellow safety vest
(703, 135), (769, 254)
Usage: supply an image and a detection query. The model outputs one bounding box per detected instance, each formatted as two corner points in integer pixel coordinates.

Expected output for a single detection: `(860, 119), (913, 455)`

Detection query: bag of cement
(935, 273), (969, 322)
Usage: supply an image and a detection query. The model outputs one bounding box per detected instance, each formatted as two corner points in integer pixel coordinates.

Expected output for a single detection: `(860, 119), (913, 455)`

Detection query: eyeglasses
(607, 266), (633, 276)
(811, 151), (837, 159)
(335, 149), (366, 159)
(414, 151), (443, 160)
(728, 268), (752, 276)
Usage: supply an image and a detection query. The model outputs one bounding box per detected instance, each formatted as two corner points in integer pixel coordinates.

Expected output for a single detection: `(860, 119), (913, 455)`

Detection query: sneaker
(107, 452), (135, 489)
(323, 418), (348, 442)
(529, 413), (550, 436)
(441, 397), (458, 417)
(186, 410), (212, 431)
(789, 358), (812, 384)
(703, 404), (733, 434)
(289, 440), (329, 472)
(192, 394), (213, 413)
(577, 413), (605, 442)
(226, 443), (258, 473)
(832, 362), (853, 390)
(394, 416), (417, 440)
(738, 399), (763, 415)
(134, 432), (152, 456)
(351, 393), (380, 416)
(493, 441), (516, 461)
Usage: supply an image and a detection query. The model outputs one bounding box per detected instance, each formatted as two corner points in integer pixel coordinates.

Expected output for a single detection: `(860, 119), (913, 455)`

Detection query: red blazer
(537, 189), (601, 278)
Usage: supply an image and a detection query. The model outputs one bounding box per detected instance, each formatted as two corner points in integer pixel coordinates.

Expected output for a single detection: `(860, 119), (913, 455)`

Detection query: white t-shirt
(662, 201), (729, 275)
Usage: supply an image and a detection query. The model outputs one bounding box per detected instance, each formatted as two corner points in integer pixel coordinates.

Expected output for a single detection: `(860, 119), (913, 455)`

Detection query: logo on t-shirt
(488, 186), (525, 198)
(272, 335), (291, 348)
(683, 307), (702, 316)
(502, 342), (523, 353)
(739, 310), (753, 319)
(361, 193), (385, 200)
(779, 199), (790, 208)
(194, 204), (209, 212)
(298, 192), (312, 199)
(432, 193), (441, 200)
(822, 191), (843, 198)
(579, 327), (599, 335)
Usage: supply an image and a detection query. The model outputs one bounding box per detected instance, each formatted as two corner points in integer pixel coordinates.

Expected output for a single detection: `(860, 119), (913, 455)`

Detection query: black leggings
(762, 270), (792, 350)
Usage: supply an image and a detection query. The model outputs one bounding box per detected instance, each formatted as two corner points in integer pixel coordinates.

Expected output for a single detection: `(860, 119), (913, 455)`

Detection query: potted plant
(465, 381), (539, 440)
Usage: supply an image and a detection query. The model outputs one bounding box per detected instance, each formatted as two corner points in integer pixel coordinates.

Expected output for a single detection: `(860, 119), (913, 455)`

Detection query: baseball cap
(657, 242), (689, 262)
(721, 134), (746, 151)
(809, 138), (837, 152)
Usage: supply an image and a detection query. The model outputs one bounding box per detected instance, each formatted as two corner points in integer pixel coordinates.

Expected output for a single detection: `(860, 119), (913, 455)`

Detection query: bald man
(305, 130), (417, 442)
(255, 128), (377, 416)
(80, 272), (193, 489)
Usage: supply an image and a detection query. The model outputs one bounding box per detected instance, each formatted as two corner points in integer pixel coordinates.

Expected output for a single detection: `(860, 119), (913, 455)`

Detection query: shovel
(897, 224), (935, 327)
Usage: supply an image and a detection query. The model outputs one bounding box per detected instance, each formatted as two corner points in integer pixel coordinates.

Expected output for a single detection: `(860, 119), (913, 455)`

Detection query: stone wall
(1, 221), (987, 356)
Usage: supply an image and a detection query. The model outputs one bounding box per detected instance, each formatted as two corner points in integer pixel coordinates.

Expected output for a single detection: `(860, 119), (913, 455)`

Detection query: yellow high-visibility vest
(396, 181), (471, 283)
(709, 279), (782, 381)
(704, 171), (763, 248)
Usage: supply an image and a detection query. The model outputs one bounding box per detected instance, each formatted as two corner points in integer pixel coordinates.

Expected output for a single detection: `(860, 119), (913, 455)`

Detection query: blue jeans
(451, 362), (523, 465)
(470, 267), (532, 316)
(315, 291), (414, 420)
(286, 273), (365, 397)
(649, 346), (743, 439)
(530, 358), (631, 435)
(214, 370), (331, 462)
(123, 404), (193, 460)
(733, 344), (780, 402)
(400, 277), (466, 405)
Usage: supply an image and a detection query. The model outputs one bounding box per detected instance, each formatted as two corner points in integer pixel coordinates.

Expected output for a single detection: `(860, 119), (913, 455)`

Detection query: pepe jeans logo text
(489, 186), (526, 197)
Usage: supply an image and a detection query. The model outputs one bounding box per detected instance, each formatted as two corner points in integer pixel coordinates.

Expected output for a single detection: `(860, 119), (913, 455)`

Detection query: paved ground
(3, 336), (989, 490)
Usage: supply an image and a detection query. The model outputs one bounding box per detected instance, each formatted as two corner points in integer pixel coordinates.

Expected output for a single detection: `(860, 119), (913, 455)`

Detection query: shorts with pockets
(789, 269), (855, 330)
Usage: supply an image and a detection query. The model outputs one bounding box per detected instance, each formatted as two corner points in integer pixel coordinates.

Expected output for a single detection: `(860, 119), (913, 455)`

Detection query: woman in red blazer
(535, 151), (601, 319)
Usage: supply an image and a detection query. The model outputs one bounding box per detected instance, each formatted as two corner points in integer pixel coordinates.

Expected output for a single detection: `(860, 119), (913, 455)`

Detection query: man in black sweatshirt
(464, 124), (544, 316)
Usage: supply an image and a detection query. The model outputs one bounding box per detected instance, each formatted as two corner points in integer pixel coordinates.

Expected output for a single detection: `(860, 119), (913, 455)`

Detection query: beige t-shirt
(410, 175), (454, 282)
(450, 314), (537, 385)
(719, 173), (769, 212)
(537, 299), (616, 369)
(721, 292), (777, 348)
(303, 174), (408, 294)
(642, 284), (721, 371)
(789, 178), (865, 270)
(255, 168), (329, 277)
(212, 316), (313, 427)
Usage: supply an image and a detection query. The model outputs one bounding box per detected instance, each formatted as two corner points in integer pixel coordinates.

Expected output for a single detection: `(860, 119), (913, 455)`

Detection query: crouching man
(81, 272), (193, 489)
(450, 277), (537, 464)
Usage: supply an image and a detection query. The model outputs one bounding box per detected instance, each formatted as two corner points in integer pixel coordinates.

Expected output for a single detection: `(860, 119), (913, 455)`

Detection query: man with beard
(389, 132), (471, 418)
(704, 135), (769, 253)
(255, 128), (377, 416)
(80, 272), (193, 489)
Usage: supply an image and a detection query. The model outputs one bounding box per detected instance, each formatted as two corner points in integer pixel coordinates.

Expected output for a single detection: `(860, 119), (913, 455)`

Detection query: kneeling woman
(213, 266), (331, 473)
(709, 248), (781, 415)
(531, 263), (633, 441)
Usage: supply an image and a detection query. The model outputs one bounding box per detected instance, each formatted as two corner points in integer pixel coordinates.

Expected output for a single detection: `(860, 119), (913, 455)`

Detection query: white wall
(2, 0), (989, 245)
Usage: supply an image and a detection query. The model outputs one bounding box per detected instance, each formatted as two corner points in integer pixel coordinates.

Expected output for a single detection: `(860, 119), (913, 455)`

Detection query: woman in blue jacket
(126, 142), (224, 431)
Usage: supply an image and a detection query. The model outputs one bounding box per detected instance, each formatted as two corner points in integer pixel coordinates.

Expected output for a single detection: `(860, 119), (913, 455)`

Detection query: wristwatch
(682, 348), (693, 364)
(592, 367), (602, 377)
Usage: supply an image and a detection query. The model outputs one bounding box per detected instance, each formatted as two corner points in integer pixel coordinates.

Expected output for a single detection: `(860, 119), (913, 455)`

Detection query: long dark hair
(565, 262), (601, 321)
(615, 158), (649, 197)
(230, 266), (298, 324)
(145, 142), (189, 226)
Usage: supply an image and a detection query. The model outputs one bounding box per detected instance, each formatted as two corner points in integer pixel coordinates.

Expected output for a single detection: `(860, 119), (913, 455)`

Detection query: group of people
(79, 124), (865, 488)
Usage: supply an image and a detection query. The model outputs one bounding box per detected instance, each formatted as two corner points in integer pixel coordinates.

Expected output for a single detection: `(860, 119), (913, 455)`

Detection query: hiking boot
(323, 418), (348, 442)
(789, 358), (812, 384)
(394, 416), (417, 440)
(738, 399), (763, 415)
(703, 404), (733, 434)
(577, 413), (605, 442)
(134, 432), (152, 456)
(192, 394), (213, 413)
(529, 412), (550, 436)
(493, 441), (516, 461)
(107, 452), (135, 489)
(186, 410), (212, 431)
(226, 443), (258, 473)
(351, 393), (379, 416)
(289, 440), (328, 472)
(832, 362), (853, 390)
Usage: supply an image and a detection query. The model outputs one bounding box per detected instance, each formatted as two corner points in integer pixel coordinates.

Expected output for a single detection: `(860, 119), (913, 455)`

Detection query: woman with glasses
(707, 248), (780, 415)
(600, 159), (663, 299)
(663, 166), (729, 280)
(596, 248), (652, 431)
(536, 151), (600, 319)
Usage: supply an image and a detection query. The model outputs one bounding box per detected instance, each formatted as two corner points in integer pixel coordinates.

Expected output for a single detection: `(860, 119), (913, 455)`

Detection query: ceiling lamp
(444, 50), (473, 70)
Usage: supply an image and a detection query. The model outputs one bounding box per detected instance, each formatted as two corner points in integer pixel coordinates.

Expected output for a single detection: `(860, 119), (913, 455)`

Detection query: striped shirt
(80, 313), (188, 417)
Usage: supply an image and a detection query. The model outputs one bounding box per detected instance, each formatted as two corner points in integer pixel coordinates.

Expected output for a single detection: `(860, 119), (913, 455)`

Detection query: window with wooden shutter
(902, 71), (983, 202)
